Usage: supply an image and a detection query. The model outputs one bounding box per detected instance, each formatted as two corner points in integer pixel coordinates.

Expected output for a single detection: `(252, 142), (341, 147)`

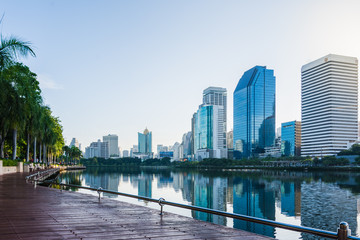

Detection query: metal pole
(158, 198), (165, 215)
(97, 187), (102, 201)
(338, 222), (350, 240)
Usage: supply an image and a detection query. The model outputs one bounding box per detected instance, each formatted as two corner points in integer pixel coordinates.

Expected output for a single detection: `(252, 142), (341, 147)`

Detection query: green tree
(0, 19), (36, 159)
(0, 35), (35, 70)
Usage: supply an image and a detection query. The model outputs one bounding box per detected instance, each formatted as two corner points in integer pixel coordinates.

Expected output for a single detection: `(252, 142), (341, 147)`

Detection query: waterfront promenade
(0, 173), (272, 240)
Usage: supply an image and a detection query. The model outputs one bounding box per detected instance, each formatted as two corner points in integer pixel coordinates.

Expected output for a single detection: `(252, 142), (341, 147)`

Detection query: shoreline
(82, 164), (360, 172)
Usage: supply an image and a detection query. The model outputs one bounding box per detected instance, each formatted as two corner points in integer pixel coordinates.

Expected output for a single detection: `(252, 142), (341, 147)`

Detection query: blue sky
(2, 0), (360, 151)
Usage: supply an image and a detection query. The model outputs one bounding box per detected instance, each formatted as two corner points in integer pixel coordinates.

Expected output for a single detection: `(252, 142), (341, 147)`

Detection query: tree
(0, 35), (35, 70)
(0, 64), (41, 160)
(0, 18), (36, 159)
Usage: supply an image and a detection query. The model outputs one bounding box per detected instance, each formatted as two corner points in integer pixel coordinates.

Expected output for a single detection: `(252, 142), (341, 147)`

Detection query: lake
(57, 167), (360, 240)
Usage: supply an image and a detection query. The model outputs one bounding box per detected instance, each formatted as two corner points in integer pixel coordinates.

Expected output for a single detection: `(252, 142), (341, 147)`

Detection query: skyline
(2, 0), (360, 150)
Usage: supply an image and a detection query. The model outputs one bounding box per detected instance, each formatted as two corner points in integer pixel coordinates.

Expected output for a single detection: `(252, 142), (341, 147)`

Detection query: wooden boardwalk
(0, 173), (273, 240)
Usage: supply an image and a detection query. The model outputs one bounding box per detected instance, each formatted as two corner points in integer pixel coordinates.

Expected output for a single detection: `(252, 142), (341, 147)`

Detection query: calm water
(57, 167), (360, 240)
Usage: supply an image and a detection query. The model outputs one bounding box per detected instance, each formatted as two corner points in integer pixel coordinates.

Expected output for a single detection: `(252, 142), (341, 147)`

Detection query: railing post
(97, 187), (102, 202)
(337, 222), (351, 240)
(158, 198), (165, 215)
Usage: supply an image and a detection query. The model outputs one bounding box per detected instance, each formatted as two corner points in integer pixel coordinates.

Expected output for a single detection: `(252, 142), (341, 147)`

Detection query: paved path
(0, 172), (273, 240)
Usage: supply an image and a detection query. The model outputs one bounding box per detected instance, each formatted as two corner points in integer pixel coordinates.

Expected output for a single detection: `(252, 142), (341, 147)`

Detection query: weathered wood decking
(0, 173), (273, 240)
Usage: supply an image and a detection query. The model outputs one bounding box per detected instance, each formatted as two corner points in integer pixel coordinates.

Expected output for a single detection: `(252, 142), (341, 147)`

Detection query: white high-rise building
(69, 138), (79, 148)
(103, 134), (120, 157)
(203, 86), (227, 133)
(301, 54), (358, 156)
(85, 140), (109, 159)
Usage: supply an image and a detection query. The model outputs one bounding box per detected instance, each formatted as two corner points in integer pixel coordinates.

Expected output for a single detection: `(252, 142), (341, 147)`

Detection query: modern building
(103, 134), (119, 157)
(122, 150), (129, 158)
(193, 87), (227, 160)
(191, 113), (196, 158)
(130, 145), (138, 157)
(84, 140), (109, 159)
(194, 104), (227, 160)
(138, 128), (152, 154)
(301, 54), (358, 156)
(159, 151), (174, 159)
(227, 130), (233, 149)
(203, 86), (227, 130)
(171, 142), (181, 161)
(181, 132), (192, 159)
(233, 66), (276, 158)
(281, 121), (301, 157)
(69, 138), (79, 148)
(157, 144), (169, 158)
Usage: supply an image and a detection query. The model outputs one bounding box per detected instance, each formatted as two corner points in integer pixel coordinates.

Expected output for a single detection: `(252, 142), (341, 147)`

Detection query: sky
(2, 0), (360, 152)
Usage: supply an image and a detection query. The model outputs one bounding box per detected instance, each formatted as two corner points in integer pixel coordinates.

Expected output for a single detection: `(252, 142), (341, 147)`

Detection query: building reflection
(191, 175), (227, 225)
(138, 174), (152, 198)
(280, 182), (301, 217)
(233, 178), (275, 238)
(64, 168), (360, 240)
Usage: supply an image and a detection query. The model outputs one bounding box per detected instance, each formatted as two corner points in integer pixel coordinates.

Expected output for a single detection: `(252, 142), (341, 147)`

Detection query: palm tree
(1, 64), (41, 160)
(0, 36), (35, 70)
(0, 19), (36, 159)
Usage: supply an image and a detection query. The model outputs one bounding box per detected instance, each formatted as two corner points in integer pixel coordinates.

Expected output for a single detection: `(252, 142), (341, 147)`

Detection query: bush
(355, 156), (360, 165)
(322, 156), (350, 166)
(1, 159), (19, 166)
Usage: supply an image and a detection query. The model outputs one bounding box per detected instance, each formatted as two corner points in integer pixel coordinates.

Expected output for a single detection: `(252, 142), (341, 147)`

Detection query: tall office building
(181, 132), (192, 159)
(233, 66), (276, 158)
(203, 87), (227, 130)
(191, 113), (196, 157)
(138, 128), (152, 154)
(103, 134), (119, 157)
(84, 140), (109, 159)
(281, 121), (301, 156)
(122, 150), (129, 158)
(227, 130), (233, 149)
(301, 54), (358, 156)
(130, 145), (138, 157)
(194, 105), (227, 159)
(193, 87), (227, 160)
(69, 138), (79, 148)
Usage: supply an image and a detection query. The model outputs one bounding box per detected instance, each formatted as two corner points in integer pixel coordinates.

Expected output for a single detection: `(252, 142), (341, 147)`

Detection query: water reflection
(58, 168), (360, 240)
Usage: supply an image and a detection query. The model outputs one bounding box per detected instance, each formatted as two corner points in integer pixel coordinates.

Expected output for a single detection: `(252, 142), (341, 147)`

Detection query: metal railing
(25, 168), (60, 183)
(51, 182), (359, 240)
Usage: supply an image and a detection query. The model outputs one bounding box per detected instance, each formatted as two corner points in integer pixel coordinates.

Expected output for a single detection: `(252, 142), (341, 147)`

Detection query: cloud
(37, 74), (64, 90)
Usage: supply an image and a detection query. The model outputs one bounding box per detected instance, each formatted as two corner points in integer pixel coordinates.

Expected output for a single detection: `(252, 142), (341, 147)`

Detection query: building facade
(69, 138), (79, 148)
(203, 87), (227, 132)
(194, 104), (227, 160)
(130, 145), (138, 157)
(138, 128), (152, 154)
(84, 140), (109, 159)
(233, 66), (276, 158)
(122, 150), (129, 158)
(181, 132), (192, 159)
(192, 87), (227, 160)
(103, 134), (119, 157)
(281, 121), (301, 157)
(301, 54), (358, 156)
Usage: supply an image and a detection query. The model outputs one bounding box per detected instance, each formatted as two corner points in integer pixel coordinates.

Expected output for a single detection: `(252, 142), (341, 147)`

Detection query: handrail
(52, 182), (359, 240)
(25, 168), (59, 183)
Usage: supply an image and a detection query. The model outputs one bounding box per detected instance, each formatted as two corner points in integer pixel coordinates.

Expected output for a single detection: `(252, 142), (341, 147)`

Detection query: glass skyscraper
(138, 128), (152, 154)
(281, 121), (301, 157)
(233, 66), (275, 158)
(194, 105), (214, 150)
(193, 87), (227, 160)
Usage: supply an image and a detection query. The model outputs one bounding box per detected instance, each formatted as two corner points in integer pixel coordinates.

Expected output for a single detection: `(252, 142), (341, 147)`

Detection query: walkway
(0, 173), (272, 240)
